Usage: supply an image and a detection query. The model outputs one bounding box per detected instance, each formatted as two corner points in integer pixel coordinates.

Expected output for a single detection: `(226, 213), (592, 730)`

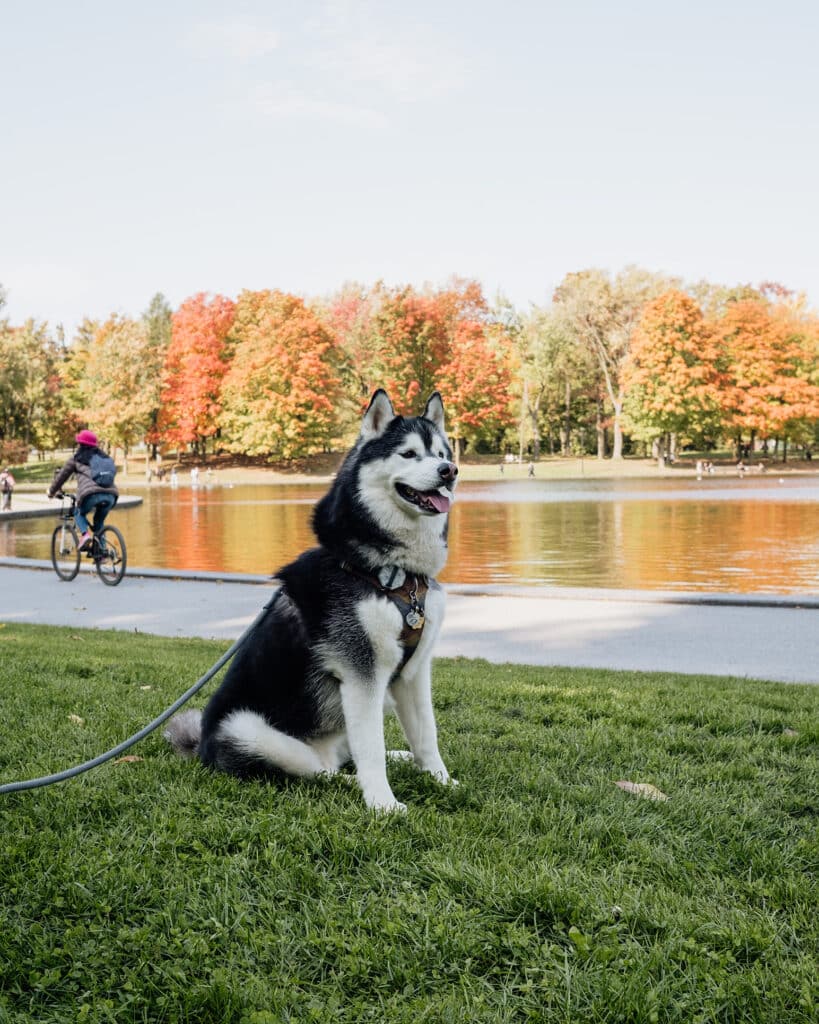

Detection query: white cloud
(186, 20), (281, 61)
(247, 84), (386, 128)
(311, 36), (465, 102)
(304, 1), (467, 101)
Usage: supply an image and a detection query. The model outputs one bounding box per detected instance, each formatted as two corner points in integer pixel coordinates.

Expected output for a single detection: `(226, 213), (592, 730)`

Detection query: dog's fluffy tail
(163, 709), (203, 758)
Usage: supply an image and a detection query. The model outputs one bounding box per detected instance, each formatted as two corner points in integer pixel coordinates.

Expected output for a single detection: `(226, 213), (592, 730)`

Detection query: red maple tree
(156, 293), (236, 452)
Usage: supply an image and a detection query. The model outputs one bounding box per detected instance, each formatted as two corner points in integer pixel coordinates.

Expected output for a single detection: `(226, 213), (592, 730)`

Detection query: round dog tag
(405, 609), (424, 629)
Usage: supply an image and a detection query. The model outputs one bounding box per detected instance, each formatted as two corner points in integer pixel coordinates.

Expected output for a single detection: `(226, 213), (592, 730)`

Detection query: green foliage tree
(0, 319), (65, 452)
(68, 315), (159, 467)
(518, 307), (596, 457)
(553, 267), (678, 458)
(141, 293), (173, 453)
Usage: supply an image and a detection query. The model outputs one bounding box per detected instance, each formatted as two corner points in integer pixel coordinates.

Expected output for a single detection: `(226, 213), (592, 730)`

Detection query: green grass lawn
(1, 623), (817, 1024)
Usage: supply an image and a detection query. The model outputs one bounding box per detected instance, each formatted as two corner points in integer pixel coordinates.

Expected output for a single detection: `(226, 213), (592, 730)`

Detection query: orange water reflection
(3, 479), (818, 594)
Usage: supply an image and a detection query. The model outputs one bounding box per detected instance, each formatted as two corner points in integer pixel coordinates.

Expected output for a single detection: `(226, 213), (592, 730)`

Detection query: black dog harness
(340, 561), (430, 670)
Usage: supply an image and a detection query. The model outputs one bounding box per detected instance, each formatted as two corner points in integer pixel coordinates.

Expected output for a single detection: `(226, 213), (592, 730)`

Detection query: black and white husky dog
(164, 389), (458, 812)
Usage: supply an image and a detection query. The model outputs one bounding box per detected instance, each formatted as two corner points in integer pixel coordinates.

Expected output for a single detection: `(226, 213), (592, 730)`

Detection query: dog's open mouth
(396, 483), (451, 514)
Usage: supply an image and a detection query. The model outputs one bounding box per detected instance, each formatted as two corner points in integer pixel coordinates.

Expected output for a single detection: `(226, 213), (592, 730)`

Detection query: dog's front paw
(369, 796), (407, 814)
(359, 780), (407, 814)
(426, 762), (458, 787)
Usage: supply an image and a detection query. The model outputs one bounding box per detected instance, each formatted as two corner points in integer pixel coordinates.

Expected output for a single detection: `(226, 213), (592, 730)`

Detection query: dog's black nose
(438, 461), (458, 482)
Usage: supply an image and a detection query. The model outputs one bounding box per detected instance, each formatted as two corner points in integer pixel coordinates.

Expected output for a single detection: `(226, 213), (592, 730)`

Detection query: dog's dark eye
(400, 451), (417, 459)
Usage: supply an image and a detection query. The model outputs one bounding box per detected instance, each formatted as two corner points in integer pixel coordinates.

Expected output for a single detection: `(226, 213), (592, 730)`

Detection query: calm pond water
(3, 476), (819, 594)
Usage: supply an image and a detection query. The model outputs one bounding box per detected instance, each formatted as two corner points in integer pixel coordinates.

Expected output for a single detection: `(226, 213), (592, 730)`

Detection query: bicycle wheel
(95, 524), (127, 586)
(51, 522), (80, 581)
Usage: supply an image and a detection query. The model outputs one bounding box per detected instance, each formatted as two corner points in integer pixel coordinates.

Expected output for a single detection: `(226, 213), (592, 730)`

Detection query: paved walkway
(0, 562), (816, 685)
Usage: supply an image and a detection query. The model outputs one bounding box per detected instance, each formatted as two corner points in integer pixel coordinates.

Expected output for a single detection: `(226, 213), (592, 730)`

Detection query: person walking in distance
(47, 430), (119, 550)
(0, 467), (15, 511)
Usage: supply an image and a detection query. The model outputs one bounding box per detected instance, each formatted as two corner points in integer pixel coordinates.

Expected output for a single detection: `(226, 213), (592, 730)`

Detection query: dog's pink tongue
(427, 492), (451, 513)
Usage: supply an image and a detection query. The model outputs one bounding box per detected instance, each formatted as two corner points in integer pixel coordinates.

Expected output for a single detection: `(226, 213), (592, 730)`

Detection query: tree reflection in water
(3, 478), (818, 594)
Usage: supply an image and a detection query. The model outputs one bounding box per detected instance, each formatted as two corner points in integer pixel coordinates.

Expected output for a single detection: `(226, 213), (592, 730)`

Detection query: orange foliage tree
(711, 299), (819, 451)
(371, 286), (450, 413)
(156, 293), (236, 454)
(623, 290), (726, 448)
(436, 319), (514, 460)
(218, 290), (341, 459)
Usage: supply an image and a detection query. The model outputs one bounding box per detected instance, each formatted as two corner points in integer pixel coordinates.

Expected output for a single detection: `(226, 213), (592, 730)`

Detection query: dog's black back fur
(198, 550), (376, 776)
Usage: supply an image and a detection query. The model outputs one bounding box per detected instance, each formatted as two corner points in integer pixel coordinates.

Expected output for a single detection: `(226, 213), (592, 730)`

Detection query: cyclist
(48, 429), (119, 550)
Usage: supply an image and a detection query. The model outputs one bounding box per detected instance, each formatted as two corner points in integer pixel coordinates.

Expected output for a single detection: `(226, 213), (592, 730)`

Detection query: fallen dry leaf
(615, 780), (668, 801)
(139, 685), (152, 691)
(68, 714), (85, 726)
(782, 728), (799, 738)
(113, 756), (144, 764)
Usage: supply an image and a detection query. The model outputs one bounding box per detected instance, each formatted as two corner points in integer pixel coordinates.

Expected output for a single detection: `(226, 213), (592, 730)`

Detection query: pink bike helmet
(75, 429), (98, 447)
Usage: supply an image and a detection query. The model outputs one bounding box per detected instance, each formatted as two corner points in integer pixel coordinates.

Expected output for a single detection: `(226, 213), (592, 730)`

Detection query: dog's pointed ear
(360, 389), (395, 441)
(422, 392), (445, 434)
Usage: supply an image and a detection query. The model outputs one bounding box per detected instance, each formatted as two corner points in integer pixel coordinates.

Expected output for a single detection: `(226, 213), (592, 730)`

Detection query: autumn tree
(435, 318), (514, 461)
(157, 293), (236, 454)
(314, 282), (386, 440)
(219, 290), (341, 459)
(553, 267), (678, 458)
(623, 290), (726, 455)
(321, 283), (383, 398)
(371, 286), (450, 413)
(66, 315), (161, 468)
(712, 298), (819, 456)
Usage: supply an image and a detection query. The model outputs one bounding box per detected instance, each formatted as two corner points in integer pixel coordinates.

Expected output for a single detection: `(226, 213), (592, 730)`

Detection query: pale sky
(2, 0), (817, 337)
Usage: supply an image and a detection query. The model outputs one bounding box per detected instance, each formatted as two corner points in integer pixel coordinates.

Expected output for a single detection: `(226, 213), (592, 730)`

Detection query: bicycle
(50, 492), (127, 586)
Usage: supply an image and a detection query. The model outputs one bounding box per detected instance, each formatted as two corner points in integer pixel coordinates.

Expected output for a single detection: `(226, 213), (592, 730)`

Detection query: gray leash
(0, 590), (280, 795)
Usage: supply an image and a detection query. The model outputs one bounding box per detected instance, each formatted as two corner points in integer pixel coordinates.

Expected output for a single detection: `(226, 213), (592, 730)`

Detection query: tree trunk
(596, 398), (606, 459)
(610, 390), (624, 460)
(518, 379), (528, 463)
(563, 377), (571, 456)
(529, 409), (541, 459)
